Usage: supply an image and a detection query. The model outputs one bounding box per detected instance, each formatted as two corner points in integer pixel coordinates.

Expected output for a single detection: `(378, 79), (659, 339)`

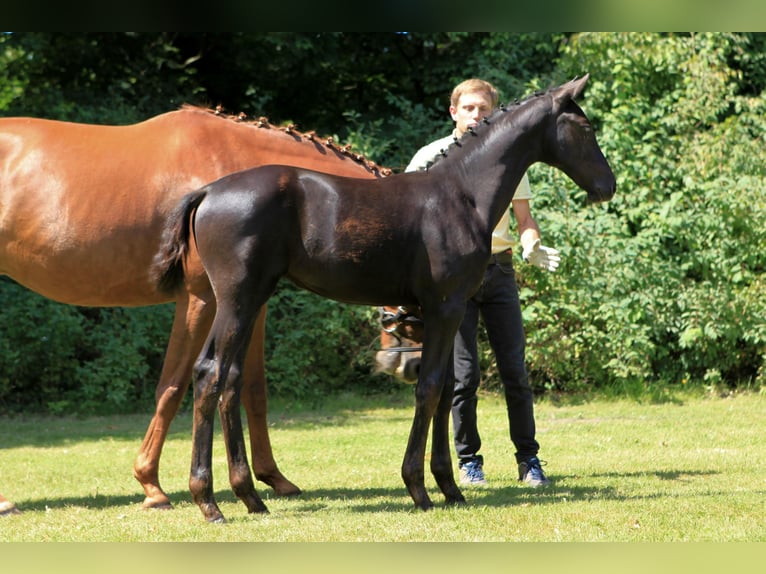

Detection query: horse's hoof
(207, 515), (227, 524)
(197, 500), (226, 523)
(445, 495), (467, 507)
(272, 484), (302, 497)
(0, 502), (21, 516)
(256, 474), (303, 497)
(415, 499), (435, 511)
(243, 495), (270, 514)
(142, 497), (173, 510)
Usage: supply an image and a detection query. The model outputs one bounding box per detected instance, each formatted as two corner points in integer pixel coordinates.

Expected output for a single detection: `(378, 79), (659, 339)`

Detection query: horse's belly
(1, 226), (173, 307)
(288, 266), (414, 307)
(3, 256), (170, 307)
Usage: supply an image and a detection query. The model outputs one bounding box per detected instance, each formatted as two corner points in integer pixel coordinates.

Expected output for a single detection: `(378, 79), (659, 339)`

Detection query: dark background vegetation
(1, 32), (764, 414)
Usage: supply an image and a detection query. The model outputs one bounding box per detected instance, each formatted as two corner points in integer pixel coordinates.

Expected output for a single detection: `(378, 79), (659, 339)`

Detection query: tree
(1, 32), (764, 413)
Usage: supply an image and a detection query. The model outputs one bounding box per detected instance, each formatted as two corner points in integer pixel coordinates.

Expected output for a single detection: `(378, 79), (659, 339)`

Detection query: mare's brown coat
(0, 106), (385, 515)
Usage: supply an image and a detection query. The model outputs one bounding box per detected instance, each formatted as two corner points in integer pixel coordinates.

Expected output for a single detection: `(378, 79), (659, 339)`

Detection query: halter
(378, 306), (423, 352)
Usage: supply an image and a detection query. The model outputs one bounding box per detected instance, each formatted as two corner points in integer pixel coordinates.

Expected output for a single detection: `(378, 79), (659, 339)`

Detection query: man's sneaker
(518, 457), (550, 487)
(459, 460), (488, 486)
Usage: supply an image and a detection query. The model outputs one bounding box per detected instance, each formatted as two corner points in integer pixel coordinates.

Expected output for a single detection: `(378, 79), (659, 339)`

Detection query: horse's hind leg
(134, 292), (214, 510)
(189, 335), (227, 523)
(190, 289), (273, 522)
(241, 305), (302, 496)
(219, 359), (269, 516)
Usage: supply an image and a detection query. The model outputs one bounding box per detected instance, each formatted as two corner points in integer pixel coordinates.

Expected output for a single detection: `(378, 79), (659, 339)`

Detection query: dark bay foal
(153, 74), (616, 522)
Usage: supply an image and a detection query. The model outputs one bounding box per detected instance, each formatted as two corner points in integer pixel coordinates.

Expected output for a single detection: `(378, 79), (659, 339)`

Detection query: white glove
(522, 238), (561, 272)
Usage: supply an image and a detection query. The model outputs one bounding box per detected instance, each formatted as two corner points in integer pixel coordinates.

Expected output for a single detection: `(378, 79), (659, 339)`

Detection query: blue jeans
(452, 257), (539, 466)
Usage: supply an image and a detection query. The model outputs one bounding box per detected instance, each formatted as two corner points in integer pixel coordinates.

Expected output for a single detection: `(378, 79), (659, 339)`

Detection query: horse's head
(374, 306), (422, 383)
(545, 74), (616, 203)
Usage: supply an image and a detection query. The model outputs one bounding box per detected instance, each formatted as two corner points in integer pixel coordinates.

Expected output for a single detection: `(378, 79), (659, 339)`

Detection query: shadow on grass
(0, 408), (417, 449)
(10, 493), (151, 512)
(0, 413), (167, 449)
(583, 468), (720, 481)
(12, 466), (757, 519)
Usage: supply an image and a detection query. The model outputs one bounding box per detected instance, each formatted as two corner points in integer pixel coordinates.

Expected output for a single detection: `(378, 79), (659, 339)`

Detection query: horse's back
(193, 165), (444, 306)
(0, 111), (231, 304)
(0, 109), (385, 306)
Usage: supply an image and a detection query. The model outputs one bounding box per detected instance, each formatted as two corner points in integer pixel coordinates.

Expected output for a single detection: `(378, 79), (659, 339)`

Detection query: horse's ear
(553, 73), (590, 107)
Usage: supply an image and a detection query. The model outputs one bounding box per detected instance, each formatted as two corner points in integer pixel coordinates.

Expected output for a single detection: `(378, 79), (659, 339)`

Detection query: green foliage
(511, 33), (766, 395)
(0, 32), (202, 123)
(1, 32), (765, 413)
(0, 279), (173, 415)
(263, 281), (385, 406)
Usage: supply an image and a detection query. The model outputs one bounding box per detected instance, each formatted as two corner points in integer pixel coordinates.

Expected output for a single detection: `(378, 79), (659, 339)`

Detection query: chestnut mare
(152, 75), (616, 522)
(0, 105), (387, 516)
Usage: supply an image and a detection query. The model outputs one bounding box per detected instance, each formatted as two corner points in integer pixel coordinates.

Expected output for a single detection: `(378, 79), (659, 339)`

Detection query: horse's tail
(152, 189), (208, 295)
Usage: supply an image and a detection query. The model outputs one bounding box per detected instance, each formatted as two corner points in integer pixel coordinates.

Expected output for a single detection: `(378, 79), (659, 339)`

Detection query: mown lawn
(1, 388), (764, 542)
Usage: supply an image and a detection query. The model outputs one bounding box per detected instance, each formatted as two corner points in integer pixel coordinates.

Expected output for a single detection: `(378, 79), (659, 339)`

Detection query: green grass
(1, 388), (765, 541)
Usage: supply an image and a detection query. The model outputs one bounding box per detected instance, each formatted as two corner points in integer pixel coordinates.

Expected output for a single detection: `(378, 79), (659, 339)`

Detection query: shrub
(0, 278), (173, 415)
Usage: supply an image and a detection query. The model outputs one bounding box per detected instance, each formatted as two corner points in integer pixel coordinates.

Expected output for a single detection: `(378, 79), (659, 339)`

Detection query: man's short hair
(450, 79), (499, 109)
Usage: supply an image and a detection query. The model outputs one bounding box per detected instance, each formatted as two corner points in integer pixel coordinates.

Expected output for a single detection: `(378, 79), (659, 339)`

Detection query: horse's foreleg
(134, 293), (214, 510)
(401, 335), (445, 510)
(401, 393), (436, 510)
(431, 351), (464, 505)
(241, 305), (302, 496)
(401, 307), (465, 510)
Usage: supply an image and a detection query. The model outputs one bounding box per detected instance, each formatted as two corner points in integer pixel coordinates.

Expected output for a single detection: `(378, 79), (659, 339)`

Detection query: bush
(3, 33), (765, 414)
(508, 33), (766, 395)
(0, 278), (173, 415)
(263, 280), (389, 405)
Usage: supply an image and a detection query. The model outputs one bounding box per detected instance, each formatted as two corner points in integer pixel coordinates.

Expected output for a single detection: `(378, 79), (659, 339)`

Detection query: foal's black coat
(153, 74), (616, 522)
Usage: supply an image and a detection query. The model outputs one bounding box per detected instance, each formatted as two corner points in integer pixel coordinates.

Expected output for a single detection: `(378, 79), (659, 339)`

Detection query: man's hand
(522, 238), (561, 272)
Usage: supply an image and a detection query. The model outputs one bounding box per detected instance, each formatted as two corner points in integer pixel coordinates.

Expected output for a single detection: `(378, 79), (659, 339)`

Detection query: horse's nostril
(403, 357), (421, 382)
(374, 351), (400, 375)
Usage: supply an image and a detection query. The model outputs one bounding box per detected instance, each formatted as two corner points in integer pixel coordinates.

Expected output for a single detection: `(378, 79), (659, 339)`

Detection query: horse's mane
(180, 104), (391, 177)
(423, 85), (555, 171)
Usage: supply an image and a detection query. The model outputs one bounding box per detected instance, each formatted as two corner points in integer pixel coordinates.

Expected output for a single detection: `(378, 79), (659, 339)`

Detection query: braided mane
(423, 84), (556, 171)
(181, 104), (391, 176)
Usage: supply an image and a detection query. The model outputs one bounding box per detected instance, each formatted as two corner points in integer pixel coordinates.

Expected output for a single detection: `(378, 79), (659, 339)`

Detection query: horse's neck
(177, 108), (383, 179)
(448, 100), (547, 234)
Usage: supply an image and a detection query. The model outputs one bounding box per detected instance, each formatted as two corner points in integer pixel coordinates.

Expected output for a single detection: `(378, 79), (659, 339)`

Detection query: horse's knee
(189, 469), (213, 503)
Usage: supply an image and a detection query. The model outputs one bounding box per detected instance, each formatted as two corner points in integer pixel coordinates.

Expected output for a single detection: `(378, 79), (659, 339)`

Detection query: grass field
(1, 388), (764, 543)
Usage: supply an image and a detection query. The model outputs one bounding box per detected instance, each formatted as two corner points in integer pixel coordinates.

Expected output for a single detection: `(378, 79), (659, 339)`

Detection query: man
(406, 78), (559, 487)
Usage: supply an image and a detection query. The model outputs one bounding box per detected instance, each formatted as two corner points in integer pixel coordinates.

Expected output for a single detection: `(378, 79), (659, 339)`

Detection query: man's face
(450, 91), (494, 137)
